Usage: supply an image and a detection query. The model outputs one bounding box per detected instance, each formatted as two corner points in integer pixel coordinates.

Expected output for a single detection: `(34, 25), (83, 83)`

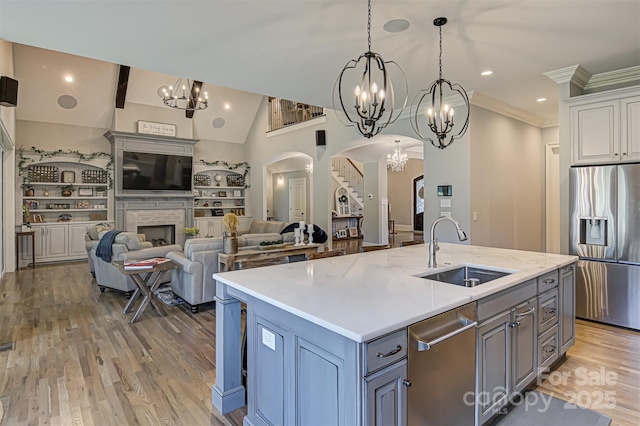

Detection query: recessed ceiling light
(536, 97), (547, 102)
(383, 19), (410, 33)
(224, 103), (231, 110)
(481, 70), (493, 76)
(64, 75), (73, 83)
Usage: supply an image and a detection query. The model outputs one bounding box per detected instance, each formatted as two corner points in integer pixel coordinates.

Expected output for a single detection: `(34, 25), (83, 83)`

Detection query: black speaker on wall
(0, 76), (18, 107)
(316, 129), (326, 146)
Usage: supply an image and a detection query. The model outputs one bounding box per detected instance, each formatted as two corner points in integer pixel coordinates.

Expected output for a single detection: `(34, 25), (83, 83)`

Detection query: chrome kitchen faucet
(428, 216), (468, 268)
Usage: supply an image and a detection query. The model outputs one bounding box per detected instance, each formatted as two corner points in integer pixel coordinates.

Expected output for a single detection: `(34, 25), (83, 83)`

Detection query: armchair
(84, 223), (114, 277)
(90, 231), (182, 297)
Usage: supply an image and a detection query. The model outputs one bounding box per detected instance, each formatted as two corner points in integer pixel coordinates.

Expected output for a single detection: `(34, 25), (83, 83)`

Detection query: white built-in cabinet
(16, 151), (112, 266)
(569, 86), (640, 165)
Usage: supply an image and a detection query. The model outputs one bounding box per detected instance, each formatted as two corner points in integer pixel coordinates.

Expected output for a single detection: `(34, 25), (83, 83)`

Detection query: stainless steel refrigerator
(569, 164), (640, 330)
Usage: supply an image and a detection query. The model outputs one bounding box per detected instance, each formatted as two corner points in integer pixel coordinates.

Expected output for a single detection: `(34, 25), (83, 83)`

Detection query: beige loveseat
(166, 229), (289, 313)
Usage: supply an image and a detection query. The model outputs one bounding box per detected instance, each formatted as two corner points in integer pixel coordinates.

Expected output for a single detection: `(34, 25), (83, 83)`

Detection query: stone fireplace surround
(116, 199), (192, 245)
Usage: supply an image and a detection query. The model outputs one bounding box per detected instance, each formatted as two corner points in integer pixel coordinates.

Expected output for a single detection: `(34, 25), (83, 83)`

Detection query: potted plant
(184, 227), (200, 239)
(21, 205), (31, 232)
(61, 184), (74, 197)
(222, 213), (239, 254)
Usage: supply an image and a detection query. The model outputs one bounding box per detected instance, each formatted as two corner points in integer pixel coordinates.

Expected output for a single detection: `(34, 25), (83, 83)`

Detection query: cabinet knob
(614, 153), (619, 156)
(402, 379), (412, 387)
(509, 321), (520, 328)
(622, 152), (627, 156)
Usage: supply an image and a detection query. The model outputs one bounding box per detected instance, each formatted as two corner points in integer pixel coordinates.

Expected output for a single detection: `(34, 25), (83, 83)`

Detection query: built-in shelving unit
(16, 151), (113, 266)
(332, 215), (363, 240)
(192, 165), (252, 237)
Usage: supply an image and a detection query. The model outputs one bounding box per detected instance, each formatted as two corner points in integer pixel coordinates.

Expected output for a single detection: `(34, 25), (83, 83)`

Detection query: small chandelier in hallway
(410, 17), (469, 149)
(386, 140), (408, 172)
(160, 77), (208, 111)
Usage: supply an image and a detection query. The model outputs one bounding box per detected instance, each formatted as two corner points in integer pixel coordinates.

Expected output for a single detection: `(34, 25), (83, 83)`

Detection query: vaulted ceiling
(1, 0), (639, 145)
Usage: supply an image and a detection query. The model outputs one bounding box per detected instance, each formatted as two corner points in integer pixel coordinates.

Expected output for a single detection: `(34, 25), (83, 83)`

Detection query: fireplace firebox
(138, 225), (176, 247)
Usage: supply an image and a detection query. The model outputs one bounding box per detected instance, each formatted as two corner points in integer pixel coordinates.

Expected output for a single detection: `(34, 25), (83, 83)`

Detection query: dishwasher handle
(414, 320), (478, 351)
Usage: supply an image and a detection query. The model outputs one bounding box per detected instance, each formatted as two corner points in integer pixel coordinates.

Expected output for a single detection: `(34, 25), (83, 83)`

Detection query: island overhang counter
(211, 242), (577, 424)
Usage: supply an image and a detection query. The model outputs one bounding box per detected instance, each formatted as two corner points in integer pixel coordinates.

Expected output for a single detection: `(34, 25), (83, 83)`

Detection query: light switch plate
(440, 199), (452, 208)
(262, 328), (276, 351)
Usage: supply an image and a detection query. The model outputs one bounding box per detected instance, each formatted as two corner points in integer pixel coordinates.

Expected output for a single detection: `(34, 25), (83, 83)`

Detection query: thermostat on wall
(437, 185), (452, 197)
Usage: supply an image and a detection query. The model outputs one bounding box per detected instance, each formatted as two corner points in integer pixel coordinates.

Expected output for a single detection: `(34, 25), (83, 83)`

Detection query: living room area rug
(493, 390), (612, 426)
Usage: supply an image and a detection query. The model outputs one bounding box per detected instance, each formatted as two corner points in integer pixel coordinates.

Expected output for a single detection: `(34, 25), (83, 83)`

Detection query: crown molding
(469, 91), (546, 127)
(585, 66), (640, 90)
(544, 65), (592, 88)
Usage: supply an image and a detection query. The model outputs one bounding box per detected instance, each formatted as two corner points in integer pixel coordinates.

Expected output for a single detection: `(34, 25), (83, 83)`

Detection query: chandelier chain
(367, 0), (372, 51)
(438, 25), (443, 80)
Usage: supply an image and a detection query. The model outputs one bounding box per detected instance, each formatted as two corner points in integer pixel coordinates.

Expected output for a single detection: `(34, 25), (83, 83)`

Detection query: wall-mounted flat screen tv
(121, 151), (193, 191)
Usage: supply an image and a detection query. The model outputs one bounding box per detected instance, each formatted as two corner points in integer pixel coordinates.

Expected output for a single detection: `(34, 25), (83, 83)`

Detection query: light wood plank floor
(1, 261), (638, 425)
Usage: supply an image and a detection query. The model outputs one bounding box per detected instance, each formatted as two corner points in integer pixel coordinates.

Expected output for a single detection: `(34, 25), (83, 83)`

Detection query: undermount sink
(420, 265), (513, 287)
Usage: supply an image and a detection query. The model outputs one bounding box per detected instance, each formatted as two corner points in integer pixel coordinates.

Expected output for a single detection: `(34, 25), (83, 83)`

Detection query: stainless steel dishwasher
(408, 302), (477, 425)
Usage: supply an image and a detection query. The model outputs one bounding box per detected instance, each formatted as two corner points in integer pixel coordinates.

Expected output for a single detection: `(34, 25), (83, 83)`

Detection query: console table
(15, 230), (36, 269)
(218, 243), (323, 272)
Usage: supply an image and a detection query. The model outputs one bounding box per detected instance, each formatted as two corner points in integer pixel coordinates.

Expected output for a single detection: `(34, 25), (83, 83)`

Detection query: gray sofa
(89, 231), (182, 296)
(166, 229), (289, 313)
(237, 219), (289, 236)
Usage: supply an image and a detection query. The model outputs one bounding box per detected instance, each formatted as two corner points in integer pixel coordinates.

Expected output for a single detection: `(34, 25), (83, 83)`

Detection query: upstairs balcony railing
(268, 97), (324, 131)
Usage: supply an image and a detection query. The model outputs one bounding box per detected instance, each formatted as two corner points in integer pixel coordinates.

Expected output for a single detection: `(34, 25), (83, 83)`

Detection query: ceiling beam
(115, 65), (130, 109)
(186, 80), (203, 119)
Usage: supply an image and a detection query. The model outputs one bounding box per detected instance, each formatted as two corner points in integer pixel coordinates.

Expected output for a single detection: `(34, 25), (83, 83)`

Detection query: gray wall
(271, 171), (310, 222)
(387, 158), (424, 229)
(469, 106), (544, 251)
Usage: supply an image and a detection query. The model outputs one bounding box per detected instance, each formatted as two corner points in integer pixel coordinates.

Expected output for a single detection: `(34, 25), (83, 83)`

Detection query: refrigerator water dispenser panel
(579, 217), (608, 246)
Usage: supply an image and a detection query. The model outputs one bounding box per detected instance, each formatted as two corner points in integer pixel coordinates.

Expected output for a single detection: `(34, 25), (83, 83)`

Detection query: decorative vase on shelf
(25, 187), (34, 197)
(62, 187), (73, 197)
(223, 232), (238, 254)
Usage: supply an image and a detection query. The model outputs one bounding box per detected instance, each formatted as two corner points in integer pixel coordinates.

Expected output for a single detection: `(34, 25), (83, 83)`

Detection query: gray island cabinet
(211, 243), (576, 425)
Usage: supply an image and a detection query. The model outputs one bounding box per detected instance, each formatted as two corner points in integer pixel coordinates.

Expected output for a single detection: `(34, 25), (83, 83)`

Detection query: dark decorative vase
(62, 188), (72, 197)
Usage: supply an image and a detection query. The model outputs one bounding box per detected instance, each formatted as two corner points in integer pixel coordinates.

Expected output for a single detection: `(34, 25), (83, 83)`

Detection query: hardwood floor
(1, 261), (638, 425)
(0, 262), (246, 425)
(535, 320), (640, 425)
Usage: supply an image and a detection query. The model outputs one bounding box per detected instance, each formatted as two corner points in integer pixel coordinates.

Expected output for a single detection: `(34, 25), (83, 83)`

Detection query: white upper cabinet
(621, 96), (640, 161)
(569, 87), (640, 165)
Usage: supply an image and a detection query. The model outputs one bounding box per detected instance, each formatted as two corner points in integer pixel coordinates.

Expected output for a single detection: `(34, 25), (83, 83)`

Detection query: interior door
(413, 175), (424, 232)
(289, 177), (307, 222)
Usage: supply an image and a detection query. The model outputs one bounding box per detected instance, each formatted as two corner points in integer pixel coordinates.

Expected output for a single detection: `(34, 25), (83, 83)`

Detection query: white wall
(0, 39), (16, 273)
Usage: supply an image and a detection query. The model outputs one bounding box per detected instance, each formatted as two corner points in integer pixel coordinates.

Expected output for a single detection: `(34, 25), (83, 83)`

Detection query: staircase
(331, 156), (364, 212)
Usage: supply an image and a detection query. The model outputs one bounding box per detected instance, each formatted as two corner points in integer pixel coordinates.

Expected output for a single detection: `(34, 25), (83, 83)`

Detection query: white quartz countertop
(213, 243), (577, 343)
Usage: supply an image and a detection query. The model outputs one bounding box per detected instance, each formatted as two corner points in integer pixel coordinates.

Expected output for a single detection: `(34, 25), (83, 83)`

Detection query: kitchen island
(211, 243), (577, 425)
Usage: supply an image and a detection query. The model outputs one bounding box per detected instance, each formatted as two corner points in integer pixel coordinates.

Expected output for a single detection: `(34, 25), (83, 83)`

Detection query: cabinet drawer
(478, 279), (536, 322)
(538, 325), (559, 369)
(538, 288), (559, 335)
(560, 264), (575, 277)
(365, 329), (407, 375)
(537, 270), (559, 294)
